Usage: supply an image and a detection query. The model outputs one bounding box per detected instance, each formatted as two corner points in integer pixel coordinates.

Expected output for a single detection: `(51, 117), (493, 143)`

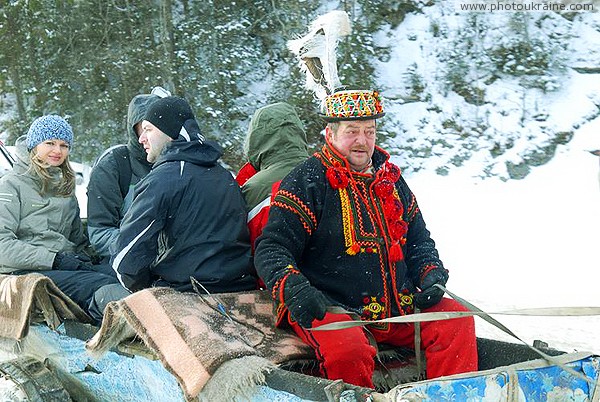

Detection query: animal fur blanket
(86, 288), (314, 401)
(0, 273), (92, 340)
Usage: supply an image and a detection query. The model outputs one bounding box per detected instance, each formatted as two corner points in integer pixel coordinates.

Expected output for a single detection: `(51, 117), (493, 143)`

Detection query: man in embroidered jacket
(254, 90), (478, 388)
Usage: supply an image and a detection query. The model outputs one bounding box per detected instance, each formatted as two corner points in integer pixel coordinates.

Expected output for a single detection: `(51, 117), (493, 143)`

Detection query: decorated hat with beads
(287, 11), (386, 122)
(322, 89), (385, 122)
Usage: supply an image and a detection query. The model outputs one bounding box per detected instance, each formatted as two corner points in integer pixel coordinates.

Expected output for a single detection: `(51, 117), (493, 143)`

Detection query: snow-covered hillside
(375, 4), (600, 181)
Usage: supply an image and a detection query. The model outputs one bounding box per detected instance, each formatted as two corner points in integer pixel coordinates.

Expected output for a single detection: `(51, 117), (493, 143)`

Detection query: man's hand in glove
(284, 274), (329, 328)
(414, 267), (449, 310)
(52, 252), (94, 271)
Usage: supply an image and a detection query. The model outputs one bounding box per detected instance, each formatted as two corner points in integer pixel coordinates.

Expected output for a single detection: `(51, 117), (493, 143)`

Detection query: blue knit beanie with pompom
(26, 115), (73, 151)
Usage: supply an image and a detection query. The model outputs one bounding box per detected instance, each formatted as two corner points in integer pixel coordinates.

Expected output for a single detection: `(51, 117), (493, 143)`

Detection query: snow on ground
(401, 115), (600, 354)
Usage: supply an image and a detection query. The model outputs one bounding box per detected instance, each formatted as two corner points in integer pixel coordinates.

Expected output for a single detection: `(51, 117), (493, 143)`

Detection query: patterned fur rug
(86, 288), (314, 401)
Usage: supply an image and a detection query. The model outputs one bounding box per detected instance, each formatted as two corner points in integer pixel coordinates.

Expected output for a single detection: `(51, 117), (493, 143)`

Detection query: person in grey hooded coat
(0, 115), (118, 316)
(86, 92), (161, 258)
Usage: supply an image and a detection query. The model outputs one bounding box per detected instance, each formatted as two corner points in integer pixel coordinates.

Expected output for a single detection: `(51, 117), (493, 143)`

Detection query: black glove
(284, 274), (328, 328)
(414, 267), (448, 310)
(52, 252), (94, 271)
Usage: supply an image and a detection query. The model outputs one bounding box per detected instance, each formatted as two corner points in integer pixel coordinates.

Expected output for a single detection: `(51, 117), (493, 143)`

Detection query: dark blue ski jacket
(111, 135), (255, 293)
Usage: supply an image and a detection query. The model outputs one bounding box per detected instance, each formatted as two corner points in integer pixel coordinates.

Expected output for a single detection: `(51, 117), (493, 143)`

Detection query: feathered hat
(288, 10), (385, 122)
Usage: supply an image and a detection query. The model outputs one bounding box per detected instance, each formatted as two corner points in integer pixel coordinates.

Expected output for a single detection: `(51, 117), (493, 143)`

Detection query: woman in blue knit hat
(0, 115), (118, 321)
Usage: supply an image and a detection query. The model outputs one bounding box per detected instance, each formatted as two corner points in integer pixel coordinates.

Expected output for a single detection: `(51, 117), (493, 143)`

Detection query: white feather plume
(288, 10), (351, 101)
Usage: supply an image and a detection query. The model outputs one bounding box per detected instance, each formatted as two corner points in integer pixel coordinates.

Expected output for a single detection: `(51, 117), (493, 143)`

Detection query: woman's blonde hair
(27, 148), (75, 196)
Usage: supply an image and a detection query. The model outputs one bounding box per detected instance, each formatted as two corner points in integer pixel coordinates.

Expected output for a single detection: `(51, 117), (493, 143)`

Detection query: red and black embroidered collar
(315, 141), (408, 263)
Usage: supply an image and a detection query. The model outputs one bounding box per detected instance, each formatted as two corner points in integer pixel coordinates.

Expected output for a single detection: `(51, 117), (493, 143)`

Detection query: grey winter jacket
(0, 137), (88, 273)
(87, 94), (158, 257)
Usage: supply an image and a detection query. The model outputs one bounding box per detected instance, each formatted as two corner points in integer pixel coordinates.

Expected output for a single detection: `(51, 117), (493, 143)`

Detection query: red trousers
(288, 298), (478, 388)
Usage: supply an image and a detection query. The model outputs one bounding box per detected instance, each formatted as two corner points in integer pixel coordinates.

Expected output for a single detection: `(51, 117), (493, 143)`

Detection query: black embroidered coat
(254, 140), (446, 326)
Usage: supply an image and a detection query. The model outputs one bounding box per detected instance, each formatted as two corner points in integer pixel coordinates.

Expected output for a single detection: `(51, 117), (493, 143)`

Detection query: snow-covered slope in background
(376, 5), (600, 180)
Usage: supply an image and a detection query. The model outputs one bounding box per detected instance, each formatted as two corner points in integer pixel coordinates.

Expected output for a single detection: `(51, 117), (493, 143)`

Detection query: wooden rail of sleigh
(0, 273), (598, 401)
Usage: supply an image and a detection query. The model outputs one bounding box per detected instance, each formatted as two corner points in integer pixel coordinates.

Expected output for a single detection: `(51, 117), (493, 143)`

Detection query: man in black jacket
(89, 96), (255, 320)
(254, 90), (477, 388)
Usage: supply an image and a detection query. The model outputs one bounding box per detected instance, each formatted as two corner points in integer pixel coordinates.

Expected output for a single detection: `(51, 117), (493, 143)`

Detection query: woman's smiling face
(35, 139), (70, 166)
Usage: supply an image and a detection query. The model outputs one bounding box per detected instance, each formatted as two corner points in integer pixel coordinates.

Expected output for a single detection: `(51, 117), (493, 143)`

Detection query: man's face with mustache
(326, 119), (377, 172)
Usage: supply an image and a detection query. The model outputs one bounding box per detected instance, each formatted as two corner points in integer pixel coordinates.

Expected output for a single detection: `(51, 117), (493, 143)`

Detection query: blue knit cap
(26, 115), (74, 151)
